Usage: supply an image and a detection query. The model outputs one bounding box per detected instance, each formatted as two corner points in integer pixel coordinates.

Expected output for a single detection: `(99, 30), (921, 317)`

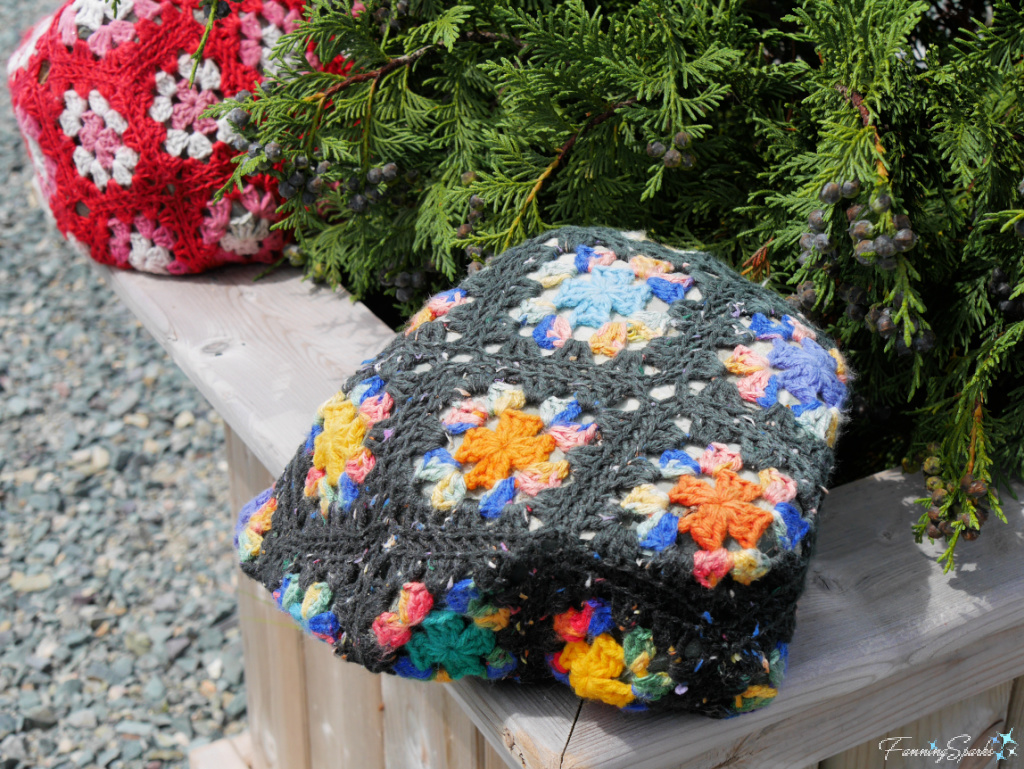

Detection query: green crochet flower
(406, 610), (496, 680)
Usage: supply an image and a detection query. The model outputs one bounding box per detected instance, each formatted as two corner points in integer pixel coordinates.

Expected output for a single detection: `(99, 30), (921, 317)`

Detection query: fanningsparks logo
(879, 728), (1017, 763)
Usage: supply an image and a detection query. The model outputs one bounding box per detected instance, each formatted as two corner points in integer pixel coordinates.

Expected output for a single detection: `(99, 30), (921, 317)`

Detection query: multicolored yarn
(236, 227), (850, 717)
(274, 576), (341, 642)
(723, 314), (849, 446)
(370, 580), (518, 682)
(413, 385), (597, 516)
(301, 377), (392, 517)
(7, 0), (338, 274)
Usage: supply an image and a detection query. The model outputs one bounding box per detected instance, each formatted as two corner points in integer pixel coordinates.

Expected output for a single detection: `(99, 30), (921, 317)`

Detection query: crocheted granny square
(8, 0), (311, 274)
(237, 227), (851, 716)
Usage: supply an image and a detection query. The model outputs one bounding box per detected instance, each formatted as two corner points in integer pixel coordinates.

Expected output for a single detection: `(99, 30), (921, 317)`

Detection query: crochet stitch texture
(7, 0), (310, 274)
(236, 227), (851, 716)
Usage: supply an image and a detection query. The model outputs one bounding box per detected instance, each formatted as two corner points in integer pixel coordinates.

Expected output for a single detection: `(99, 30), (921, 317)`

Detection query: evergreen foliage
(209, 0), (1024, 570)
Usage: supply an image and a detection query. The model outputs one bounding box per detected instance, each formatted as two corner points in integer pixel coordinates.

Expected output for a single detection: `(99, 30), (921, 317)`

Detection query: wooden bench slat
(98, 265), (1024, 769)
(97, 265), (396, 475)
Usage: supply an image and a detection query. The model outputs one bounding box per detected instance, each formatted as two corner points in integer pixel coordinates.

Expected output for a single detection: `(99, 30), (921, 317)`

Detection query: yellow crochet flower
(313, 393), (366, 486)
(559, 634), (635, 708)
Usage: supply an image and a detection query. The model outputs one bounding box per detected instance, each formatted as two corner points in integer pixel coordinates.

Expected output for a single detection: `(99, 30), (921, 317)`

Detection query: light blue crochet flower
(554, 265), (652, 328)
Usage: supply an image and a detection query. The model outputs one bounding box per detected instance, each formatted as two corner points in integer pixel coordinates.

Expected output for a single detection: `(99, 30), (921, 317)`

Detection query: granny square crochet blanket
(236, 226), (851, 716)
(7, 0), (310, 274)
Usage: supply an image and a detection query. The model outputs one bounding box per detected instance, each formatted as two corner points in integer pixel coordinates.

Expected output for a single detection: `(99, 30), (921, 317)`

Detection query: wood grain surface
(226, 425), (311, 769)
(189, 732), (254, 769)
(97, 264), (396, 476)
(304, 636), (387, 769)
(820, 682), (1011, 769)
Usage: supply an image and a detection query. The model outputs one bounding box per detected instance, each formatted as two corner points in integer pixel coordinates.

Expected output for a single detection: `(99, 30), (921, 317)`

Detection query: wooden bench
(94, 263), (1024, 769)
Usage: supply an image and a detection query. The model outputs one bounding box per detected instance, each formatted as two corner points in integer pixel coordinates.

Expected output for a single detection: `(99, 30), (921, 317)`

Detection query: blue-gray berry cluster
(646, 131), (695, 170)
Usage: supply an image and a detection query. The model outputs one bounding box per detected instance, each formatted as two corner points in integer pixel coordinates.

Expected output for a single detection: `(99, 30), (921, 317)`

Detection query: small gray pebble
(30, 540), (60, 562)
(196, 628), (223, 650)
(64, 630), (91, 648)
(55, 678), (84, 698)
(120, 740), (144, 761)
(164, 636), (190, 661)
(142, 676), (166, 703)
(150, 594), (177, 613)
(225, 688), (247, 720)
(0, 713), (16, 740)
(109, 656), (134, 683)
(106, 388), (141, 418)
(115, 720), (155, 737)
(84, 663), (110, 681)
(221, 654), (244, 687)
(23, 706), (57, 730)
(66, 709), (97, 729)
(6, 396), (28, 416)
(25, 655), (51, 672)
(1, 734), (28, 761)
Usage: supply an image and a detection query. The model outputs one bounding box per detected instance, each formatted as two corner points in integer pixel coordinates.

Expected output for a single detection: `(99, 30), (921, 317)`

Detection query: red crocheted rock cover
(8, 0), (314, 274)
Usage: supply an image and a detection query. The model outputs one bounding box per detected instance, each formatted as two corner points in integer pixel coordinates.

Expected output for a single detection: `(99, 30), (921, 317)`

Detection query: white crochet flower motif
(238, 0), (302, 76)
(221, 211), (272, 256)
(150, 54), (238, 160)
(56, 0), (159, 56)
(108, 215), (176, 274)
(7, 13), (54, 75)
(59, 89), (138, 190)
(128, 234), (173, 273)
(200, 186), (282, 261)
(62, 0), (132, 34)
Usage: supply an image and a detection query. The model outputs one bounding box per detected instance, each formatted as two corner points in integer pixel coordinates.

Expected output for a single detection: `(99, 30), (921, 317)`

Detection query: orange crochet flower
(454, 410), (556, 490)
(669, 470), (773, 550)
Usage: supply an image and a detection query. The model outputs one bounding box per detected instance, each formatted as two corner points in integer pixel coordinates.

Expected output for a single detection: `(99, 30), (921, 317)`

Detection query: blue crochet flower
(767, 338), (847, 409)
(554, 265), (652, 328)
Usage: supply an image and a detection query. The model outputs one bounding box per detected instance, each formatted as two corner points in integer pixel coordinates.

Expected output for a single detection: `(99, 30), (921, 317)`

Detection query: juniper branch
(501, 98), (637, 250)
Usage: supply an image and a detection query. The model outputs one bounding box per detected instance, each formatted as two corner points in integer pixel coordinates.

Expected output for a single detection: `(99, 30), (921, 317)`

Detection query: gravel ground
(1, 5), (248, 768)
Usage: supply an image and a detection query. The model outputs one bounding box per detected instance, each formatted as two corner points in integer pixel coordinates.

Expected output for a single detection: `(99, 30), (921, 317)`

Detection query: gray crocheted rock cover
(235, 226), (851, 716)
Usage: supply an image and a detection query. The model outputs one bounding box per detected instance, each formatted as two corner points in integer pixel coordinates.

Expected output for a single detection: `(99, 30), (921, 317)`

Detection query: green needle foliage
(209, 0), (1024, 571)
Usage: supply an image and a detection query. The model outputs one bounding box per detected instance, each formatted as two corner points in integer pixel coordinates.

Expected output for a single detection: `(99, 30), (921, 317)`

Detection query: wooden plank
(227, 425), (312, 769)
(820, 682), (1012, 769)
(224, 421), (277, 508)
(96, 264), (396, 476)
(230, 733), (256, 767)
(189, 735), (252, 769)
(237, 586), (311, 769)
(304, 635), (387, 769)
(558, 470), (1024, 769)
(481, 737), (513, 769)
(100, 264), (1024, 769)
(381, 676), (488, 769)
(445, 681), (581, 769)
(1000, 676), (1024, 769)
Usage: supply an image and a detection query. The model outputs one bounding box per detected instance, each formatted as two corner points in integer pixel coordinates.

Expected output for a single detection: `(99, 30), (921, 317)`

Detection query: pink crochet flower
(699, 443), (743, 475)
(693, 549), (734, 589)
(238, 0), (302, 74)
(107, 214), (176, 273)
(201, 183), (283, 264)
(57, 0), (160, 56)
